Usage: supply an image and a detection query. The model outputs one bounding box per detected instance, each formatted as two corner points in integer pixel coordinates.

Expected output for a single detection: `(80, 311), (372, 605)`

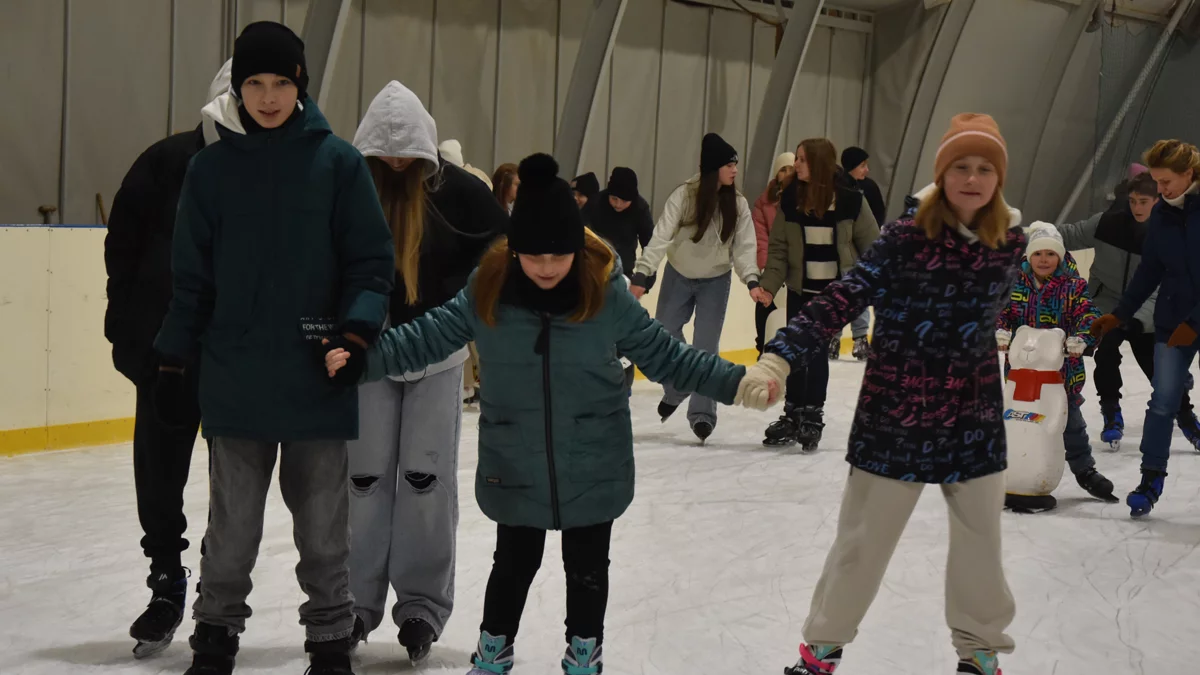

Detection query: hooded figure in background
(438, 138), (494, 190)
(346, 80), (509, 663)
(103, 59), (231, 660)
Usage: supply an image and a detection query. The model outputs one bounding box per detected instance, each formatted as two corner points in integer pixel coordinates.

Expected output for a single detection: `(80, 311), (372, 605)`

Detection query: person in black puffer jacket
(103, 59), (230, 658)
(346, 80), (508, 663)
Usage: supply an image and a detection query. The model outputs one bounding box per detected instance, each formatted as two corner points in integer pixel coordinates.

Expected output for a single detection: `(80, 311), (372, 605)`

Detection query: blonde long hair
(1143, 139), (1200, 177)
(367, 157), (426, 305)
(913, 184), (1010, 249)
(473, 229), (616, 327)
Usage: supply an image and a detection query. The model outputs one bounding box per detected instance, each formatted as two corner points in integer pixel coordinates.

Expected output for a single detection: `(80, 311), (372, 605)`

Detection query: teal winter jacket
(155, 98), (395, 441)
(363, 258), (745, 530)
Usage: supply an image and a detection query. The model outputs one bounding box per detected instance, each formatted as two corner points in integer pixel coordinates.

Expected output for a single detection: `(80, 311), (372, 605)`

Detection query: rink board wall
(0, 226), (137, 455)
(0, 0), (873, 453)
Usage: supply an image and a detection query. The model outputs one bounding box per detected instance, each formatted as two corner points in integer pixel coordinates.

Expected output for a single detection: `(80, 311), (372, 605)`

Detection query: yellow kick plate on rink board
(2, 340), (858, 455)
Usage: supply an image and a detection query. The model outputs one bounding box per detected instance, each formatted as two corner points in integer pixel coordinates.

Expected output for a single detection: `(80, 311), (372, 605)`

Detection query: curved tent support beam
(554, 0), (628, 179)
(301, 0), (353, 108)
(885, 0), (975, 218)
(743, 0), (825, 202)
(1011, 0), (1102, 208)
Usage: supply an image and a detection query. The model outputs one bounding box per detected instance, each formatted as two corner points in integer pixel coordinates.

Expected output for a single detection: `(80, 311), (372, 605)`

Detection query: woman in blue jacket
(1092, 139), (1200, 517)
(325, 154), (775, 675)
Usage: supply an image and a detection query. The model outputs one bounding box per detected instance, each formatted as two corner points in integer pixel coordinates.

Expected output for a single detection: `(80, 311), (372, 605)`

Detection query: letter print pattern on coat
(767, 219), (1026, 484)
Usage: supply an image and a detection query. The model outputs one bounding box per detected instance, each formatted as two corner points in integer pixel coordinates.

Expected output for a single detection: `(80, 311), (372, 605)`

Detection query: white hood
(912, 182), (1021, 243)
(201, 59), (244, 143)
(438, 139), (464, 168)
(353, 81), (440, 178)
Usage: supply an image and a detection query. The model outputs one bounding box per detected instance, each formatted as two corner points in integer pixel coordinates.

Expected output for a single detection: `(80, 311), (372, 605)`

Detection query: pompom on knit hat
(934, 113), (1008, 187)
(1025, 221), (1066, 260)
(508, 154), (586, 255)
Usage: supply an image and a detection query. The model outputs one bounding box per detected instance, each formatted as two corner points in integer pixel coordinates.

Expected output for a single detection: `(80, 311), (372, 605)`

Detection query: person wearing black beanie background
(585, 167), (656, 390)
(631, 133), (768, 441)
(837, 146), (885, 363)
(323, 153), (772, 675)
(153, 21), (394, 675)
(571, 172), (600, 209)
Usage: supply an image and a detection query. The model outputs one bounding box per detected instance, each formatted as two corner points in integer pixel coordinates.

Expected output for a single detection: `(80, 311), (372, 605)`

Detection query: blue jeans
(1140, 342), (1200, 472)
(849, 309), (870, 340)
(1064, 404), (1094, 475)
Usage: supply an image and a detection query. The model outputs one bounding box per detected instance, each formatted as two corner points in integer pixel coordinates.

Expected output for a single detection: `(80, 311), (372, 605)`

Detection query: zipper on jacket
(535, 313), (563, 530)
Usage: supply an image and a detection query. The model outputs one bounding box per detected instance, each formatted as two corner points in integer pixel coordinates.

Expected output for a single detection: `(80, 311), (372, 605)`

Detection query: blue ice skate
(1100, 403), (1123, 451)
(1127, 470), (1166, 518)
(562, 636), (602, 675)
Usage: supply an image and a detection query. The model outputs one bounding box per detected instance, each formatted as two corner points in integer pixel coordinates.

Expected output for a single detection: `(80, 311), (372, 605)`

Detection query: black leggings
(783, 290), (829, 408)
(755, 301), (778, 355)
(480, 521), (613, 645)
(1094, 326), (1193, 414)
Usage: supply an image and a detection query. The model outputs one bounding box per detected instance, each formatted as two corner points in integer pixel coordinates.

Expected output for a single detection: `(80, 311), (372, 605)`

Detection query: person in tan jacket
(758, 138), (878, 450)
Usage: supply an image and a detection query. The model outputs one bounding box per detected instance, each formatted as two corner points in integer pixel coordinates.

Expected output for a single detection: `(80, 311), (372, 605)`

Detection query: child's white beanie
(1026, 221), (1065, 259)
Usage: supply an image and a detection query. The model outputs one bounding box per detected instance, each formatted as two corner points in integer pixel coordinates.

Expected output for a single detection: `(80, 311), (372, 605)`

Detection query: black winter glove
(153, 362), (195, 429)
(322, 335), (367, 387)
(1127, 318), (1145, 335)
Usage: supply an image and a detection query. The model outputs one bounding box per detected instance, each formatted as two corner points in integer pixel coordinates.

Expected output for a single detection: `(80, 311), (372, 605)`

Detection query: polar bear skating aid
(1001, 326), (1069, 513)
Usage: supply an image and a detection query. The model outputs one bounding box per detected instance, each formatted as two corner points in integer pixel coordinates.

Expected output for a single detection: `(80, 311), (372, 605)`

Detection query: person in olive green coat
(152, 22), (394, 675)
(757, 138), (879, 452)
(325, 154), (778, 675)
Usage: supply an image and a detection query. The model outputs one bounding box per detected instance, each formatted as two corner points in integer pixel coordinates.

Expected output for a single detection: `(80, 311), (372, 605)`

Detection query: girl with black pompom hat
(324, 153), (779, 675)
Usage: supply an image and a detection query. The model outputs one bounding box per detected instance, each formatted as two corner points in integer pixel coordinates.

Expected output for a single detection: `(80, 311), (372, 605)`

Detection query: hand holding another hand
(749, 287), (773, 307)
(736, 353), (789, 411)
(321, 334), (367, 386)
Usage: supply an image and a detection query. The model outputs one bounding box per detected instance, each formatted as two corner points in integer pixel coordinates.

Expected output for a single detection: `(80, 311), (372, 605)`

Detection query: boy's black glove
(154, 357), (197, 429)
(322, 335), (366, 387)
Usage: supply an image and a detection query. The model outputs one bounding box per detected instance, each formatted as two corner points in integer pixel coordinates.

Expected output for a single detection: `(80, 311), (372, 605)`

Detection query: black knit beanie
(842, 146), (869, 172)
(607, 167), (639, 202)
(571, 172), (600, 202)
(509, 154), (586, 255)
(232, 22), (309, 101)
(700, 133), (738, 174)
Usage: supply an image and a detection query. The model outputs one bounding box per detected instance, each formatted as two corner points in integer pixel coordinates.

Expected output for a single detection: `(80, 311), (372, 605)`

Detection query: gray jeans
(850, 309), (870, 340)
(655, 264), (732, 427)
(348, 364), (463, 637)
(195, 437), (354, 642)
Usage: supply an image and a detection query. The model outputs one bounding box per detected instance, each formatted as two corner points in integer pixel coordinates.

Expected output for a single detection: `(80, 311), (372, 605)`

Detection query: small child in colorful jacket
(996, 223), (1117, 503)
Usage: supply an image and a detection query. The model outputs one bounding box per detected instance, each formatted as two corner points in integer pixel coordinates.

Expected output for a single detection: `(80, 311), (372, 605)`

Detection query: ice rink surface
(3, 353), (1200, 675)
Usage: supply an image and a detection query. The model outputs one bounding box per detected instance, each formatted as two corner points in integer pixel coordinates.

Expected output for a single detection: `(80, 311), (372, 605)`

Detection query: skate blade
(132, 634), (175, 659)
(407, 644), (432, 665)
(762, 438), (797, 448)
(799, 442), (819, 454)
(1104, 439), (1121, 452)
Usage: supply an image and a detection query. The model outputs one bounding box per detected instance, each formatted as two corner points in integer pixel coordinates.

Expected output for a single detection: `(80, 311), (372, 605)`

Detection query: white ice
(3, 351), (1200, 675)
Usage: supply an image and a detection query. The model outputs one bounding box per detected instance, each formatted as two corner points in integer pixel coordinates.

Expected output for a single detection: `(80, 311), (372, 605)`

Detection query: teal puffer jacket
(155, 98), (395, 442)
(363, 259), (745, 530)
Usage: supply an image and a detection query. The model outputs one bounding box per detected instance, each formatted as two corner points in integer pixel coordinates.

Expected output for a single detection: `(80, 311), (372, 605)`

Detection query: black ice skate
(851, 336), (870, 361)
(692, 420), (714, 444)
(1100, 401), (1123, 451)
(130, 568), (187, 658)
(658, 400), (679, 422)
(1075, 467), (1118, 503)
(184, 622), (239, 675)
(305, 636), (354, 675)
(827, 337), (841, 361)
(795, 405), (825, 453)
(1177, 410), (1200, 452)
(763, 408), (801, 448)
(398, 617), (437, 665)
(349, 615), (367, 653)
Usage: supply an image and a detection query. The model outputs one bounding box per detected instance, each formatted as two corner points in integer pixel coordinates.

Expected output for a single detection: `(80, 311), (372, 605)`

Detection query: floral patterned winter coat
(996, 256), (1099, 408)
(766, 213), (1026, 484)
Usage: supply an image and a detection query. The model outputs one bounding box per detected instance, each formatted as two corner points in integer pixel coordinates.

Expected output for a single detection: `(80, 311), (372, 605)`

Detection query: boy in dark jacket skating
(742, 113), (1023, 675)
(105, 60), (231, 660)
(325, 154), (776, 675)
(153, 22), (394, 675)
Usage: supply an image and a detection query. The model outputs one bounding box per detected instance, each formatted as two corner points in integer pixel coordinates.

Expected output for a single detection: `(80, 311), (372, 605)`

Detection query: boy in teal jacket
(153, 22), (394, 675)
(325, 154), (777, 675)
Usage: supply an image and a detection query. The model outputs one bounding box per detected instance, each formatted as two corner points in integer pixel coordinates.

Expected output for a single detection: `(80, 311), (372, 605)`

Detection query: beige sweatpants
(462, 342), (480, 395)
(803, 468), (1016, 659)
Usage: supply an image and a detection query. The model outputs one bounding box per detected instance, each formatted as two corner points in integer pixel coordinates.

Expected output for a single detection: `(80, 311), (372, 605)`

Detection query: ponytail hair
(1143, 139), (1200, 178)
